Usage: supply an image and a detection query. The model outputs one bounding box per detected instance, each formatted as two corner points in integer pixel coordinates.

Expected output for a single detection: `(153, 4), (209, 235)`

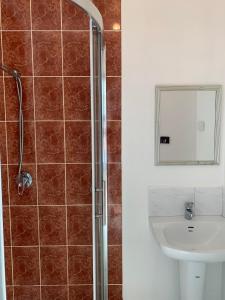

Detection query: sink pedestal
(179, 261), (206, 300)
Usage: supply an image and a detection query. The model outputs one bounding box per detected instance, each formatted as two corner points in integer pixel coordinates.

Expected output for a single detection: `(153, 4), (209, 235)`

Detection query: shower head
(0, 64), (21, 78)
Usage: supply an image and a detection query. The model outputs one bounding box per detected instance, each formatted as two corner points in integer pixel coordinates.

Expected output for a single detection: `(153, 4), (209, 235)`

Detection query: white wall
(122, 0), (225, 299)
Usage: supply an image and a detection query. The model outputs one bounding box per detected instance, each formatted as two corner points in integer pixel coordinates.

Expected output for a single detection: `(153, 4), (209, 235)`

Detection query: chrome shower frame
(69, 1), (108, 299)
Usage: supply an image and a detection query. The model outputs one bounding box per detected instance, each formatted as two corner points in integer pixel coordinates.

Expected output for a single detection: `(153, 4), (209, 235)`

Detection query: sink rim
(150, 215), (225, 262)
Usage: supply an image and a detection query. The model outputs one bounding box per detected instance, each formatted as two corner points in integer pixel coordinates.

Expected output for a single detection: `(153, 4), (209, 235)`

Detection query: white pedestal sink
(150, 216), (225, 300)
(179, 261), (206, 300)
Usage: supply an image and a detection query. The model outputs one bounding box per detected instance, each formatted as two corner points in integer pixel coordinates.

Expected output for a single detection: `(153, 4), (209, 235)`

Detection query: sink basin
(150, 216), (225, 262)
(150, 216), (225, 300)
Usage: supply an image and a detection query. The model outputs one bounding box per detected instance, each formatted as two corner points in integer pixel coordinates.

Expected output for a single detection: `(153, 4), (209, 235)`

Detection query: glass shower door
(67, 1), (108, 299)
(90, 21), (108, 300)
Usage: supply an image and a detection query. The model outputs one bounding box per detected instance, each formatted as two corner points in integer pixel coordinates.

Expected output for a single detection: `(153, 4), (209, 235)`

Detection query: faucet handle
(185, 201), (194, 209)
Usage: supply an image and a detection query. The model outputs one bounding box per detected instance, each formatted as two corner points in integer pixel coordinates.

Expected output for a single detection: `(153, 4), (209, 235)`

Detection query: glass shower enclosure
(70, 1), (108, 299)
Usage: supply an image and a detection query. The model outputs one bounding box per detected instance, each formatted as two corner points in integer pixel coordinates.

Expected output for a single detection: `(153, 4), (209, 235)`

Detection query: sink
(150, 216), (225, 300)
(150, 216), (225, 262)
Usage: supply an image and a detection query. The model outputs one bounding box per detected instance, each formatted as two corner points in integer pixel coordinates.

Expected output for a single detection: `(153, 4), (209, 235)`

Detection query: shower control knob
(16, 172), (32, 195)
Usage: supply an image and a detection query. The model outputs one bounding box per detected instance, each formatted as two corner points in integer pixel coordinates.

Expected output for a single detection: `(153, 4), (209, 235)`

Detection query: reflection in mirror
(155, 86), (222, 165)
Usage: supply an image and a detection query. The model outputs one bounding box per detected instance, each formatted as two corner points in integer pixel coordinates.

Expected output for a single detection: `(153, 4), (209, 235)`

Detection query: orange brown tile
(39, 206), (67, 245)
(62, 0), (89, 30)
(41, 286), (68, 300)
(66, 164), (92, 204)
(40, 246), (67, 285)
(5, 77), (34, 121)
(2, 31), (32, 76)
(64, 77), (91, 120)
(34, 77), (63, 120)
(1, 0), (31, 30)
(37, 164), (65, 205)
(32, 0), (61, 30)
(14, 286), (40, 300)
(33, 31), (62, 76)
(36, 121), (64, 163)
(67, 205), (92, 245)
(13, 246), (40, 285)
(69, 285), (93, 300)
(11, 206), (39, 246)
(63, 31), (90, 76)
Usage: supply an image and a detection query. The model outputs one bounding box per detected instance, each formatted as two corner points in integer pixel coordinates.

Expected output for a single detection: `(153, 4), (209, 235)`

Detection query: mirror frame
(155, 85), (222, 166)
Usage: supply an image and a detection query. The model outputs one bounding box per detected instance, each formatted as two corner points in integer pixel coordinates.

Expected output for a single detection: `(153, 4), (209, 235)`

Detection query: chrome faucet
(184, 202), (194, 220)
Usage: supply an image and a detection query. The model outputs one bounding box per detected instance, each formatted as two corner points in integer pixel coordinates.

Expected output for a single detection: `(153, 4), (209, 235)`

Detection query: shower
(70, 2), (108, 299)
(0, 0), (110, 299)
(0, 64), (32, 195)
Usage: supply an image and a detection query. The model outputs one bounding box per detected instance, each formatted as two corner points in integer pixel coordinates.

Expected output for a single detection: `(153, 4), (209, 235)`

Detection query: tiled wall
(148, 187), (223, 217)
(0, 0), (122, 299)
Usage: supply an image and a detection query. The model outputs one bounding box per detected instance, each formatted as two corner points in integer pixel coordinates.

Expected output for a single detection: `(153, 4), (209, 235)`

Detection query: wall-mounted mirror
(155, 85), (222, 165)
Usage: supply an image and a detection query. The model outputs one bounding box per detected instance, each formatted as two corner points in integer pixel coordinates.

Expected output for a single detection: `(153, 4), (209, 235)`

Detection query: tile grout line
(0, 119), (122, 122)
(6, 284), (95, 286)
(0, 75), (121, 78)
(6, 284), (95, 285)
(0, 3), (15, 299)
(3, 204), (120, 207)
(3, 204), (96, 207)
(29, 1), (42, 298)
(59, 2), (70, 299)
(4, 244), (114, 248)
(0, 119), (121, 123)
(1, 162), (120, 165)
(1, 29), (122, 33)
(2, 162), (93, 166)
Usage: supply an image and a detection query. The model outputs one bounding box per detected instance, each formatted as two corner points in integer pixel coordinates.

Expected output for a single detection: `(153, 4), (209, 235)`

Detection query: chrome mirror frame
(155, 85), (222, 166)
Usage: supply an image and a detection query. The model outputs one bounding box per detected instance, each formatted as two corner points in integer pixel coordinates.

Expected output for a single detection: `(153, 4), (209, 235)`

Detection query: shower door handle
(95, 187), (103, 218)
(103, 180), (107, 226)
(95, 188), (103, 192)
(95, 181), (107, 226)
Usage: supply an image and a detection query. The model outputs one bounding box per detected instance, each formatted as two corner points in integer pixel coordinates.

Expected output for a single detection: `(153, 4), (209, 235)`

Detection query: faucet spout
(184, 201), (194, 220)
